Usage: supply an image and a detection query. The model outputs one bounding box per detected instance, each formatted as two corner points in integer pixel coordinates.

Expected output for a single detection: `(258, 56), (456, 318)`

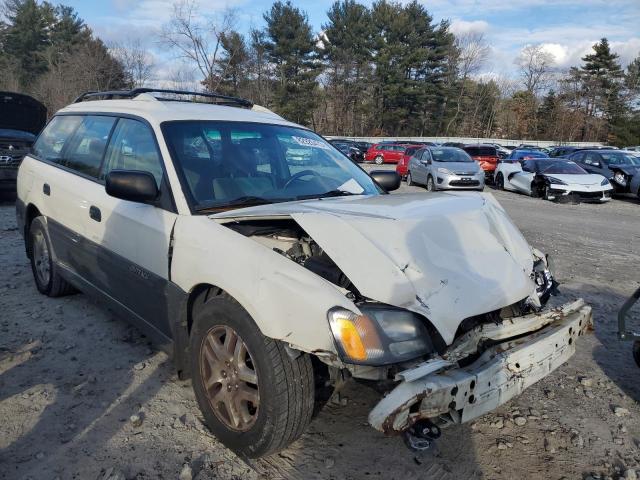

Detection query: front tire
(190, 293), (315, 458)
(426, 175), (435, 192)
(495, 173), (504, 190)
(29, 216), (75, 297)
(374, 155), (384, 165)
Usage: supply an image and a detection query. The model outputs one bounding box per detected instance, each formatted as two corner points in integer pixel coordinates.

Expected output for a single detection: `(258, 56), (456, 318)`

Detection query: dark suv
(0, 92), (47, 193)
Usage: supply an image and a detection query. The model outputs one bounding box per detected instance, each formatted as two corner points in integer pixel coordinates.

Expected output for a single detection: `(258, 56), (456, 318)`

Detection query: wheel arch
(24, 203), (42, 258)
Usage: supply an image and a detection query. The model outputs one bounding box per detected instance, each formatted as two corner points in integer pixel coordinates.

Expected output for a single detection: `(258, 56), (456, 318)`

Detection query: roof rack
(72, 88), (253, 108)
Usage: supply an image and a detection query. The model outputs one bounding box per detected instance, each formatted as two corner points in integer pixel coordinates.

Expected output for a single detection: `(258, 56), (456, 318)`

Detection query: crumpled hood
(211, 192), (539, 345)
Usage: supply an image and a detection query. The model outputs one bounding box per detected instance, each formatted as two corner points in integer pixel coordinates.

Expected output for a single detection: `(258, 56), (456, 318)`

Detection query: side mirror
(106, 170), (159, 203)
(370, 170), (401, 192)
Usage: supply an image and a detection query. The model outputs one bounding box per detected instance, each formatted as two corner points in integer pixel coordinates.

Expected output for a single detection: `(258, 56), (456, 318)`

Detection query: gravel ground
(1, 171), (640, 480)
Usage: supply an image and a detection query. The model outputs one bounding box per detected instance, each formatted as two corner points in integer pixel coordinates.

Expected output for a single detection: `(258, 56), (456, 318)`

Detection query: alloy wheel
(375, 156), (383, 165)
(199, 325), (260, 431)
(427, 177), (434, 191)
(32, 230), (51, 286)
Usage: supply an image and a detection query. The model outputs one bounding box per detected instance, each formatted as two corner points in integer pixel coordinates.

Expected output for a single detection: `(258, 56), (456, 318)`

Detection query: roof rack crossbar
(73, 88), (253, 108)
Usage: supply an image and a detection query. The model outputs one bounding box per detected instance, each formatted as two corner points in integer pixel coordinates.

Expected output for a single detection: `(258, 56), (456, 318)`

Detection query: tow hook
(402, 420), (441, 451)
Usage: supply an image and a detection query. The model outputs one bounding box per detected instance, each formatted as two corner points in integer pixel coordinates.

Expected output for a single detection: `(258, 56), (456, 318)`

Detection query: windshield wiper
(195, 196), (288, 213)
(297, 189), (361, 200)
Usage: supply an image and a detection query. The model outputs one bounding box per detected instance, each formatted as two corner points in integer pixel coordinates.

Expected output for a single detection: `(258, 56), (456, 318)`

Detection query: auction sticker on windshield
(292, 136), (331, 150)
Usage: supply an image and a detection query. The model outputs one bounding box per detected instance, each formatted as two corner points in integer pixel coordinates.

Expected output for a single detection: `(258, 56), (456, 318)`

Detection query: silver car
(407, 147), (485, 191)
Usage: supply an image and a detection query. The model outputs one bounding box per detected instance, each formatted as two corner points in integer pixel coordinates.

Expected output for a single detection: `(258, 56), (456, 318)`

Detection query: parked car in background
(330, 141), (364, 163)
(624, 146), (640, 152)
(494, 158), (612, 202)
(549, 145), (611, 158)
(517, 144), (545, 151)
(395, 145), (422, 178)
(505, 149), (549, 161)
(442, 141), (465, 148)
(568, 149), (640, 195)
(462, 144), (499, 182)
(365, 143), (417, 164)
(0, 92), (47, 193)
(328, 138), (371, 158)
(483, 143), (511, 159)
(407, 146), (484, 191)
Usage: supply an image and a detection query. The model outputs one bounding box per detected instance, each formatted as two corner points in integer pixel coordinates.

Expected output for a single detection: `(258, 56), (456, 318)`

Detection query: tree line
(1, 0), (639, 145)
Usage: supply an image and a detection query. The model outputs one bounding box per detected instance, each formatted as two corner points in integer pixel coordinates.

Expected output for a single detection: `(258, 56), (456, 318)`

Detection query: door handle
(43, 183), (50, 196)
(89, 206), (101, 222)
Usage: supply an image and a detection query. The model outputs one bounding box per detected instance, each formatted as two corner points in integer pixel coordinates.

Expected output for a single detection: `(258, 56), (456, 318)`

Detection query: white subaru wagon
(16, 89), (592, 457)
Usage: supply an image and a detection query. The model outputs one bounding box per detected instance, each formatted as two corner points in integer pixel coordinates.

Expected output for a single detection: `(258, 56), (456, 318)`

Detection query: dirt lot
(1, 175), (640, 480)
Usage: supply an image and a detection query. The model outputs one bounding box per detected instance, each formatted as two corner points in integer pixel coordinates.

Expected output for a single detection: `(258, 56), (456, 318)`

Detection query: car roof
(57, 94), (302, 129)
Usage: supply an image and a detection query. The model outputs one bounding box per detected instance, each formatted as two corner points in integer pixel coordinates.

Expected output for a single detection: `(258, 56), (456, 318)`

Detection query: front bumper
(547, 185), (612, 202)
(436, 172), (484, 190)
(369, 299), (592, 434)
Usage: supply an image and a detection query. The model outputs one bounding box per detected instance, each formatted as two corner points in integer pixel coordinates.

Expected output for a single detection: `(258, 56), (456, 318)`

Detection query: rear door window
(100, 118), (164, 187)
(61, 116), (116, 178)
(32, 115), (83, 163)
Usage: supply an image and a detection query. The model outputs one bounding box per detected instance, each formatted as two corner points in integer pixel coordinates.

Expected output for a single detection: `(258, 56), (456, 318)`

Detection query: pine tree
(581, 38), (625, 121)
(213, 31), (250, 97)
(322, 0), (373, 135)
(263, 1), (320, 126)
(1, 0), (55, 86)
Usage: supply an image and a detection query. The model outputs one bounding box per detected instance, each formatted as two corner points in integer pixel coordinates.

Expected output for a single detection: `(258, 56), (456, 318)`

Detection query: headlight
(437, 167), (451, 174)
(613, 171), (627, 186)
(328, 306), (434, 365)
(547, 177), (567, 185)
(600, 178), (610, 186)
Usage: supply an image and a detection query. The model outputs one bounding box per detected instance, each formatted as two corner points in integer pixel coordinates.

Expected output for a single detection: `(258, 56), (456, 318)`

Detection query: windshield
(600, 151), (640, 166)
(162, 121), (380, 211)
(431, 147), (474, 162)
(510, 150), (548, 159)
(537, 160), (587, 175)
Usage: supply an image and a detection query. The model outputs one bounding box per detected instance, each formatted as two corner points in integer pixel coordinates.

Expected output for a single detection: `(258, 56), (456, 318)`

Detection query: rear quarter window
(32, 115), (83, 163)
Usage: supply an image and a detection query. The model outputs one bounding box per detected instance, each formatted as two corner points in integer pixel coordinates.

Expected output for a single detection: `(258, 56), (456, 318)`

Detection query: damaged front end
(369, 299), (592, 437)
(210, 192), (592, 448)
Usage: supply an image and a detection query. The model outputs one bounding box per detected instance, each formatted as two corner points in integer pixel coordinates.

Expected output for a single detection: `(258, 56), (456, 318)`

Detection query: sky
(56, 0), (640, 84)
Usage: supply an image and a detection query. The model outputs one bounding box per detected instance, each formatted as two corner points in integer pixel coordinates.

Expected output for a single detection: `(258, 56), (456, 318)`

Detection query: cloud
(449, 19), (489, 35)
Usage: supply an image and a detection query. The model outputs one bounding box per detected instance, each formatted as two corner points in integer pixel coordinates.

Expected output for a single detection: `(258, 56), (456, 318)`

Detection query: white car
(494, 158), (613, 202)
(16, 89), (592, 457)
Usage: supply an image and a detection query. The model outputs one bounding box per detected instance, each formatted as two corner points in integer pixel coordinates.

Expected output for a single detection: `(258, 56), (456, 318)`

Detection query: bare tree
(111, 39), (154, 88)
(516, 44), (554, 94)
(159, 0), (235, 92)
(445, 32), (490, 134)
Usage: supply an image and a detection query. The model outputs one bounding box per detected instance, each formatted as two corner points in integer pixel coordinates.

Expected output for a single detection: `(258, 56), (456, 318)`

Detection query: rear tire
(374, 155), (384, 165)
(426, 175), (435, 192)
(29, 216), (75, 297)
(406, 172), (414, 186)
(496, 173), (504, 190)
(189, 293), (315, 458)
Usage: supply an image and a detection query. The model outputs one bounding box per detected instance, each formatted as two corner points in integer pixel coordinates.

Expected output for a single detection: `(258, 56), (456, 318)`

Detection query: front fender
(170, 215), (355, 359)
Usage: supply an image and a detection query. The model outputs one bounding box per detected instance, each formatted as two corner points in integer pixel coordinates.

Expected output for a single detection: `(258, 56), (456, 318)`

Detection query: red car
(396, 145), (423, 178)
(462, 145), (500, 181)
(365, 143), (417, 164)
